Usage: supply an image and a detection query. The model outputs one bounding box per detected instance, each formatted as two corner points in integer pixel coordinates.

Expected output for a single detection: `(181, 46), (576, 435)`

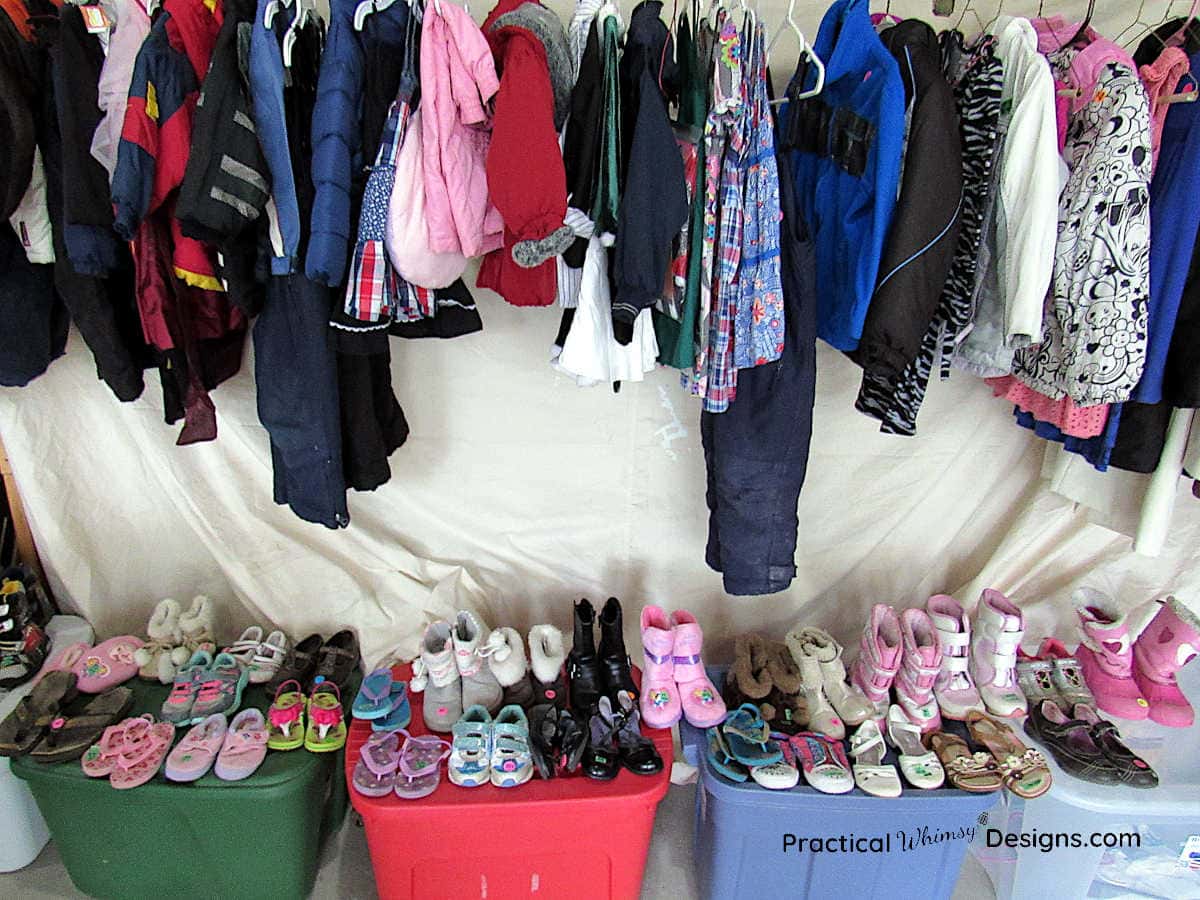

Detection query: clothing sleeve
(859, 73), (907, 349)
(111, 41), (160, 241)
(485, 37), (567, 246)
(1000, 58), (1058, 347)
(305, 0), (363, 287)
(855, 65), (963, 377)
(612, 68), (688, 339)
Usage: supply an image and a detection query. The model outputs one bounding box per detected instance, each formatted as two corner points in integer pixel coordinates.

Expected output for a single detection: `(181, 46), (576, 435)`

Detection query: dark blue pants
(701, 155), (817, 595)
(254, 273), (349, 528)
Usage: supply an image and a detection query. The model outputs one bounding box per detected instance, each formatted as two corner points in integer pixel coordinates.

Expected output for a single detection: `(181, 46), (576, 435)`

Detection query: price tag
(932, 0), (954, 15)
(81, 5), (112, 34)
(1179, 835), (1200, 871)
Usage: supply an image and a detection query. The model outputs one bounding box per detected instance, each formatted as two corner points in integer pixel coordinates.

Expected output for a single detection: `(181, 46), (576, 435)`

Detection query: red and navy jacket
(112, 0), (224, 304)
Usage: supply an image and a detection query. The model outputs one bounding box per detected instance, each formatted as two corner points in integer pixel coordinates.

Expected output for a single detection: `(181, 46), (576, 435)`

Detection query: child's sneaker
(161, 650), (212, 725)
(490, 705), (533, 788)
(449, 705), (492, 787)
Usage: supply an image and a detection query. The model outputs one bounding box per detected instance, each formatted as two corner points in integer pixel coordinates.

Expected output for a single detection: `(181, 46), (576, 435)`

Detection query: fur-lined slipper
(512, 225), (576, 269)
(722, 634), (773, 710)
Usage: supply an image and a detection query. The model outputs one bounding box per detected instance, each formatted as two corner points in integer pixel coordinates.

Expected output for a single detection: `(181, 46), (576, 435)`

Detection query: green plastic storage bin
(12, 678), (350, 900)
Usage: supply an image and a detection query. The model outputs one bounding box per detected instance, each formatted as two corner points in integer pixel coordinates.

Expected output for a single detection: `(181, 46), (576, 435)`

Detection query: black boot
(598, 597), (638, 701)
(567, 599), (605, 716)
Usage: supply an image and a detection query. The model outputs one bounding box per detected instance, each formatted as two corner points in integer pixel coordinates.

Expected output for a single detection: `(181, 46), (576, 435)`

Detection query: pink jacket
(420, 2), (504, 258)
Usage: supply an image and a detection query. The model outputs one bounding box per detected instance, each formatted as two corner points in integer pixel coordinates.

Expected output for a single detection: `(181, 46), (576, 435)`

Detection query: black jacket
(851, 20), (962, 378)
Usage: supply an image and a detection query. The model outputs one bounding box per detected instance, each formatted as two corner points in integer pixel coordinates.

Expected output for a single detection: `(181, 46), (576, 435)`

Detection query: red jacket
(477, 0), (565, 307)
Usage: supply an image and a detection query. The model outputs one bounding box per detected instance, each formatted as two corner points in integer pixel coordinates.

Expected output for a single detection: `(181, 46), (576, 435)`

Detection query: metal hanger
(1165, 0), (1200, 49)
(1113, 0), (1154, 48)
(980, 0), (1005, 35)
(1165, 70), (1200, 104)
(1064, 0), (1096, 49)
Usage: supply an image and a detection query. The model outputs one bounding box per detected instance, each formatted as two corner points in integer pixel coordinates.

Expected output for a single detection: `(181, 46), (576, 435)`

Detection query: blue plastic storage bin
(680, 668), (998, 900)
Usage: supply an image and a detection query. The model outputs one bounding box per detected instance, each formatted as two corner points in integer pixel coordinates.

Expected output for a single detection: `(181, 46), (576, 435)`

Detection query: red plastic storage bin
(346, 665), (673, 900)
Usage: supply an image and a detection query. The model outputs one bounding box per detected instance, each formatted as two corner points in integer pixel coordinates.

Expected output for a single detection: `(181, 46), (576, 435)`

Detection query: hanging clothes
(953, 16), (1058, 379)
(1139, 46), (1190, 171)
(785, 0), (905, 353)
(91, 0), (152, 184)
(856, 31), (1003, 436)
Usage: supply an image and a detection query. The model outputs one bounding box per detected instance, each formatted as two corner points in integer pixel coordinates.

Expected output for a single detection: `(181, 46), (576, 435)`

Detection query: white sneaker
(448, 705), (492, 787)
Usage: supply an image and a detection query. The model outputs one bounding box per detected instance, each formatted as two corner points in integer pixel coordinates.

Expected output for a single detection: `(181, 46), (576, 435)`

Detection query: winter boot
(1133, 596), (1199, 727)
(453, 611), (503, 714)
(598, 598), (638, 701)
(487, 626), (535, 709)
(528, 625), (568, 709)
(926, 594), (982, 720)
(791, 627), (872, 727)
(411, 621), (462, 732)
(895, 609), (943, 733)
(567, 599), (605, 716)
(788, 631), (845, 739)
(1073, 588), (1148, 720)
(969, 589), (1027, 717)
(670, 609), (725, 727)
(850, 604), (903, 723)
(639, 605), (681, 728)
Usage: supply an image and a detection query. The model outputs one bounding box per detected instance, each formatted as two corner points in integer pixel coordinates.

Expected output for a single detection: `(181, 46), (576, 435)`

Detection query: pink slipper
(165, 714), (228, 782)
(671, 609), (726, 727)
(34, 642), (91, 688)
(214, 709), (269, 781)
(109, 721), (173, 789)
(640, 605), (682, 728)
(74, 636), (144, 693)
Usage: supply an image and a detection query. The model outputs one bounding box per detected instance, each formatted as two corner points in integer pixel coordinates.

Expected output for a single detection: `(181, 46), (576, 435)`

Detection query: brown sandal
(928, 731), (1002, 793)
(966, 710), (1052, 799)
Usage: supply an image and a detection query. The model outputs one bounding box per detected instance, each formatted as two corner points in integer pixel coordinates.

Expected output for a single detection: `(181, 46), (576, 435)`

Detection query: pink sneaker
(639, 606), (681, 728)
(895, 609), (942, 733)
(1133, 596), (1198, 728)
(1073, 588), (1148, 721)
(850, 604), (902, 722)
(671, 609), (726, 727)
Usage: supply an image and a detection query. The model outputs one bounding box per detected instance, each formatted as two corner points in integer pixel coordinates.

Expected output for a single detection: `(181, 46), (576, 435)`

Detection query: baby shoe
(895, 609), (943, 733)
(927, 594), (983, 720)
(412, 621), (462, 733)
(487, 627), (535, 709)
(223, 626), (264, 669)
(528, 625), (567, 708)
(214, 709), (269, 781)
(671, 609), (725, 727)
(850, 604), (903, 723)
(134, 599), (183, 682)
(160, 649), (211, 725)
(178, 596), (216, 655)
(597, 597), (639, 701)
(490, 704), (534, 788)
(452, 612), (502, 714)
(165, 713), (228, 782)
(310, 630), (360, 694)
(449, 705), (493, 787)
(248, 630), (289, 685)
(568, 598), (605, 715)
(1072, 588), (1148, 720)
(639, 606), (681, 728)
(304, 683), (348, 753)
(190, 652), (249, 722)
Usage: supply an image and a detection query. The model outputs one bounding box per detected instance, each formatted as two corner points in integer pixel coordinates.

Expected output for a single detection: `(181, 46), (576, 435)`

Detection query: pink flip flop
(81, 715), (153, 778)
(74, 636), (144, 693)
(214, 709), (269, 781)
(393, 734), (452, 800)
(33, 642), (91, 688)
(352, 730), (404, 797)
(109, 721), (173, 790)
(165, 713), (228, 782)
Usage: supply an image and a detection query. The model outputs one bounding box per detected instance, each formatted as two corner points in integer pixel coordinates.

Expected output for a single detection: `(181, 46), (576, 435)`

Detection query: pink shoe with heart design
(671, 609), (727, 728)
(640, 606), (681, 728)
(74, 636), (144, 693)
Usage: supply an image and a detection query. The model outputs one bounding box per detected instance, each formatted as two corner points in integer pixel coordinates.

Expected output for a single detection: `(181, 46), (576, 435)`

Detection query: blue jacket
(305, 0), (410, 286)
(785, 0), (905, 352)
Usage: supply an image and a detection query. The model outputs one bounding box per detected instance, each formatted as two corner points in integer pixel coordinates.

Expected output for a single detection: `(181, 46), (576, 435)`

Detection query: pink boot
(1133, 596), (1199, 728)
(671, 610), (726, 727)
(850, 604), (902, 722)
(1073, 588), (1148, 721)
(895, 609), (943, 733)
(639, 606), (682, 728)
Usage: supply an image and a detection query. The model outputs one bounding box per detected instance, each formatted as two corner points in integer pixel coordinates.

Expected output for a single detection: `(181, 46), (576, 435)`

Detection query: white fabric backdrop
(1, 0), (1199, 667)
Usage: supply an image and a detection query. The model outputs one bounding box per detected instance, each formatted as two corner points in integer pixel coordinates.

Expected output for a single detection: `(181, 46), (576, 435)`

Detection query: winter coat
(419, 0), (502, 259)
(92, 0), (151, 183)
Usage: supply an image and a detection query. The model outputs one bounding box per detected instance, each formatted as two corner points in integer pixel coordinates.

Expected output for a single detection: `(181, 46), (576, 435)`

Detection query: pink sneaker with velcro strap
(851, 604), (903, 724)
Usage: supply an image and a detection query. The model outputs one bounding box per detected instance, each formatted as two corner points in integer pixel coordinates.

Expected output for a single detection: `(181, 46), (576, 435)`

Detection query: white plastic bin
(972, 662), (1200, 900)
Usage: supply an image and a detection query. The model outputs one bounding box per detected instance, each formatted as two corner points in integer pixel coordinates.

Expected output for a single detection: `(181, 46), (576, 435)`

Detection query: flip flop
(967, 710), (1052, 799)
(393, 734), (452, 800)
(81, 715), (154, 778)
(352, 730), (404, 796)
(165, 713), (229, 782)
(721, 704), (784, 766)
(214, 709), (270, 781)
(928, 732), (1003, 793)
(74, 636), (144, 693)
(705, 725), (750, 783)
(304, 683), (347, 753)
(352, 668), (397, 720)
(371, 682), (411, 732)
(788, 732), (854, 794)
(110, 721), (174, 790)
(0, 670), (78, 756)
(30, 687), (135, 764)
(267, 679), (307, 751)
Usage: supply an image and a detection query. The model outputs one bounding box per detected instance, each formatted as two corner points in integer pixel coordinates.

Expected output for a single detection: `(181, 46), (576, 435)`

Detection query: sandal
(721, 703), (784, 767)
(29, 687), (135, 764)
(928, 732), (1002, 793)
(371, 682), (411, 732)
(0, 669), (78, 756)
(353, 668), (398, 720)
(705, 726), (749, 783)
(849, 718), (903, 797)
(304, 683), (347, 753)
(109, 720), (174, 789)
(82, 715), (155, 777)
(885, 704), (945, 790)
(394, 734), (452, 800)
(787, 732), (854, 794)
(750, 732), (800, 790)
(267, 679), (307, 750)
(353, 730), (404, 796)
(966, 710), (1052, 799)
(214, 709), (270, 781)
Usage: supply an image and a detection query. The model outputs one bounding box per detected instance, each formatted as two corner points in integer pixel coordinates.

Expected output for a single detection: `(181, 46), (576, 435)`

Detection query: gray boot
(454, 611), (504, 714)
(413, 621), (462, 732)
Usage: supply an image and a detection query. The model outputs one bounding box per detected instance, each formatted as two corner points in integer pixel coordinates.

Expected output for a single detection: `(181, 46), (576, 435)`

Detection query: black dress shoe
(568, 599), (605, 717)
(1024, 699), (1120, 785)
(1073, 704), (1159, 788)
(598, 598), (638, 701)
(582, 705), (621, 781)
(613, 692), (663, 775)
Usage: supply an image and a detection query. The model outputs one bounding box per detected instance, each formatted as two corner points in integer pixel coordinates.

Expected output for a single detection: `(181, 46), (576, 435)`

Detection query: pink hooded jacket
(420, 2), (505, 258)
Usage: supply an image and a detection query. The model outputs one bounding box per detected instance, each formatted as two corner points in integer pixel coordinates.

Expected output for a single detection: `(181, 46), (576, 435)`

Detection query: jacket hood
(879, 18), (940, 56)
(488, 2), (572, 130)
(164, 0), (223, 80)
(623, 0), (677, 98)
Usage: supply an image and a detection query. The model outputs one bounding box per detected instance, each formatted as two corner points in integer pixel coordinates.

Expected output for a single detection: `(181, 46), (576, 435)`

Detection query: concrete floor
(2, 780), (996, 899)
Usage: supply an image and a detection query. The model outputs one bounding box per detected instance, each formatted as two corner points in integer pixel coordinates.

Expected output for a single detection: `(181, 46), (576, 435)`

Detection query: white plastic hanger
(767, 0), (824, 103)
(283, 0), (315, 67)
(355, 0), (400, 31)
(264, 0), (291, 29)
